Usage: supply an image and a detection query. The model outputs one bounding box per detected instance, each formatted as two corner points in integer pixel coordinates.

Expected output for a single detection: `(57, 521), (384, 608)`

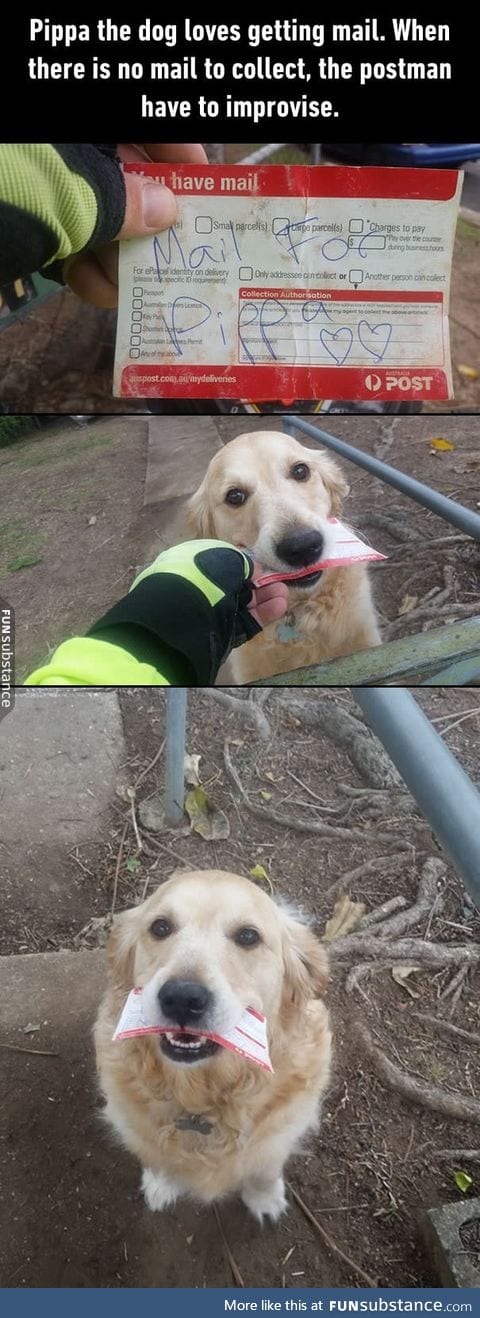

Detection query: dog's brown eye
(150, 918), (173, 940)
(233, 927), (262, 948)
(291, 462), (310, 481)
(225, 488), (247, 507)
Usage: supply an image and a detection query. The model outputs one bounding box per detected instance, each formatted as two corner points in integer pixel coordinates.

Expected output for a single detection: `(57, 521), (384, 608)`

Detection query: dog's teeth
(164, 1033), (206, 1050)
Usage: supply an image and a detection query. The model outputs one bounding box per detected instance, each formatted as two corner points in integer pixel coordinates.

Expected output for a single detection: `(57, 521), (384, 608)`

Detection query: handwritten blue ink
(358, 229), (386, 258)
(153, 231), (187, 282)
(189, 244), (220, 270)
(238, 303), (259, 364)
(319, 327), (353, 366)
(302, 300), (333, 324)
(162, 296), (212, 356)
(357, 319), (392, 362)
(273, 216), (320, 265)
(259, 299), (287, 361)
(321, 237), (350, 262)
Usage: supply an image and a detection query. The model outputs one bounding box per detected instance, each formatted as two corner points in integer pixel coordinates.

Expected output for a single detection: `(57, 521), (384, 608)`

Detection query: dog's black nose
(276, 529), (324, 567)
(158, 979), (212, 1027)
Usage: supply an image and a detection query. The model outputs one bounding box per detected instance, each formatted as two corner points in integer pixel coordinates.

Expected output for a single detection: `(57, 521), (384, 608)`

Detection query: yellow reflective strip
(25, 638), (169, 687)
(0, 145), (98, 263)
(132, 540), (249, 605)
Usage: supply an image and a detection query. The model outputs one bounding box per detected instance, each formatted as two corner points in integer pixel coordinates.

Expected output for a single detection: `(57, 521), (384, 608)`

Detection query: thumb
(118, 173), (178, 239)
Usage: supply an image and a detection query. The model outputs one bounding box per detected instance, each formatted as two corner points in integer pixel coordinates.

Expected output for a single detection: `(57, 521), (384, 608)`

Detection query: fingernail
(142, 183), (177, 229)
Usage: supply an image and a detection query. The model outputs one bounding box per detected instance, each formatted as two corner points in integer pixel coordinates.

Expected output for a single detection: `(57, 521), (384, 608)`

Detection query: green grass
(0, 416), (38, 447)
(0, 517), (46, 575)
(7, 554), (43, 572)
(5, 430), (115, 472)
(457, 216), (480, 242)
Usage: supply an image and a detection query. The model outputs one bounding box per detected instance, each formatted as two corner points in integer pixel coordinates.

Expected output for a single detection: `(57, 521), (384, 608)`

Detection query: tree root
(357, 1023), (480, 1123)
(325, 855), (409, 899)
(354, 511), (419, 543)
(359, 859), (446, 940)
(346, 963), (392, 996)
(277, 693), (403, 789)
(385, 602), (478, 641)
(357, 895), (407, 930)
(430, 1149), (480, 1162)
(288, 1183), (377, 1288)
(411, 1013), (480, 1048)
(223, 741), (410, 847)
(207, 690), (271, 740)
(440, 963), (471, 1016)
(334, 934), (479, 969)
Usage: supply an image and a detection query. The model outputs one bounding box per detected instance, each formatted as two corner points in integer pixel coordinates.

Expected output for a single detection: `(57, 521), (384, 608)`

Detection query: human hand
(63, 142), (207, 307)
(247, 581), (289, 628)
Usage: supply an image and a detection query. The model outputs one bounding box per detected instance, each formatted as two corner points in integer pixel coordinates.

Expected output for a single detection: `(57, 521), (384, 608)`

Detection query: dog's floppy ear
(106, 911), (137, 990)
(317, 454), (349, 516)
(281, 910), (329, 1005)
(186, 478), (214, 537)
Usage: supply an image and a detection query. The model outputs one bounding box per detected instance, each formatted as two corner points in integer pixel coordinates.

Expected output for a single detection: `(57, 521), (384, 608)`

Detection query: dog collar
(275, 611), (304, 643)
(175, 1113), (213, 1135)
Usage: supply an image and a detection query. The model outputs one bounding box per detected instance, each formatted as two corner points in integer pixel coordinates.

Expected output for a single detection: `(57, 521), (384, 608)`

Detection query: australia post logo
(365, 372), (434, 393)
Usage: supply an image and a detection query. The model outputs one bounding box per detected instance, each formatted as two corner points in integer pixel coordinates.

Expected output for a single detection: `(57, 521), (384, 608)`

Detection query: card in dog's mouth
(255, 517), (386, 587)
(113, 988), (273, 1072)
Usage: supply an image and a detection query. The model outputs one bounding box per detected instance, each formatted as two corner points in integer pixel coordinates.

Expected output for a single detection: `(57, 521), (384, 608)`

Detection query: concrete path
(0, 690), (124, 929)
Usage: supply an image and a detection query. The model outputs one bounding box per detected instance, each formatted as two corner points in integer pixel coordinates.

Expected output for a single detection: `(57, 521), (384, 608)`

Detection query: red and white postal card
(113, 987), (273, 1072)
(255, 517), (386, 586)
(114, 163), (462, 402)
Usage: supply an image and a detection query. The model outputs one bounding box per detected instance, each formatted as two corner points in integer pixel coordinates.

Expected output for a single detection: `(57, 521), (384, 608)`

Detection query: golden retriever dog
(95, 870), (331, 1222)
(186, 430), (381, 683)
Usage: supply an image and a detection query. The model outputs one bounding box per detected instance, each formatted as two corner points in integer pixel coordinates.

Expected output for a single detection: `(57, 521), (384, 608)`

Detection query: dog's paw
(141, 1168), (179, 1212)
(241, 1176), (287, 1224)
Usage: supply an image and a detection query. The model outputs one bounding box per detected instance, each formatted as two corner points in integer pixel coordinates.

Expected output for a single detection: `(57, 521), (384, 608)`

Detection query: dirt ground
(0, 417), (148, 678)
(2, 414), (479, 682)
(1, 688), (479, 1288)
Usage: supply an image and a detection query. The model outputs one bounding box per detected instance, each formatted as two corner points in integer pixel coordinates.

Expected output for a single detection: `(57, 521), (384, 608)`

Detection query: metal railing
(354, 689), (480, 904)
(283, 416), (480, 540)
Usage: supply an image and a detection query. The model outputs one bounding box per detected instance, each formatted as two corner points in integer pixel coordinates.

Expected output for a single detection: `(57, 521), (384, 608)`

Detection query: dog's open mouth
(160, 1031), (220, 1064)
(256, 563), (324, 589)
(286, 568), (323, 589)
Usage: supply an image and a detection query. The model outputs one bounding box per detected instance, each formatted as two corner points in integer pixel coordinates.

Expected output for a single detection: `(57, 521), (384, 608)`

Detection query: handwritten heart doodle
(358, 320), (393, 362)
(319, 327), (353, 365)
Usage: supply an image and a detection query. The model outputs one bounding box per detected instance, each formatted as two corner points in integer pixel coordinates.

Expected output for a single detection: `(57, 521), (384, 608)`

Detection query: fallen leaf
(259, 789), (272, 800)
(87, 515), (97, 525)
(23, 1023), (41, 1034)
(249, 864), (268, 880)
(456, 364), (479, 381)
(398, 593), (418, 616)
(429, 438), (455, 452)
(249, 863), (274, 894)
(454, 1170), (473, 1193)
(184, 753), (201, 787)
(185, 787), (230, 841)
(323, 895), (366, 942)
(392, 965), (421, 998)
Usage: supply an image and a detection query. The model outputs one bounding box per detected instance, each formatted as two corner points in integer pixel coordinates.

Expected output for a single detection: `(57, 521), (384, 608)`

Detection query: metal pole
(164, 689), (187, 827)
(283, 416), (480, 540)
(353, 688), (480, 904)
